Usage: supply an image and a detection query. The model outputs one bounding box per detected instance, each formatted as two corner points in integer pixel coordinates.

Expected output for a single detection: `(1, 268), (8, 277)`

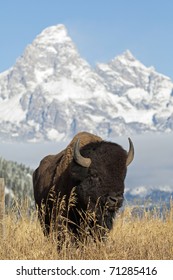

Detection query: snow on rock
(0, 24), (173, 142)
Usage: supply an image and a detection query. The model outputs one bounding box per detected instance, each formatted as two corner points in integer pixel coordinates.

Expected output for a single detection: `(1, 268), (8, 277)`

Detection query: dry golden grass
(0, 200), (173, 260)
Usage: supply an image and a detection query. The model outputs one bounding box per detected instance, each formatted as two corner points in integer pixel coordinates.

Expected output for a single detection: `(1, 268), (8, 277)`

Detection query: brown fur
(33, 131), (131, 239)
(54, 132), (102, 182)
(33, 132), (102, 205)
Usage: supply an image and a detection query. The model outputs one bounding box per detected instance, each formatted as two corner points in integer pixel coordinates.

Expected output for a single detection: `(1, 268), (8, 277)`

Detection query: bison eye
(71, 164), (88, 182)
(92, 173), (98, 178)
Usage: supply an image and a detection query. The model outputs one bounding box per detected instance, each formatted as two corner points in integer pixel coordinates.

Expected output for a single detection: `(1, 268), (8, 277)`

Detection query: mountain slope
(96, 50), (173, 129)
(0, 24), (173, 142)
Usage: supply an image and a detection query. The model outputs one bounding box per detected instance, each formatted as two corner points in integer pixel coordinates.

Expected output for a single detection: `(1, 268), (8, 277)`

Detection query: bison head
(70, 138), (134, 230)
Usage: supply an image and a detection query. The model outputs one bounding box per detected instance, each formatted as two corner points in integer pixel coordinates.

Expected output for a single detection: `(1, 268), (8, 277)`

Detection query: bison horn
(74, 139), (91, 168)
(126, 137), (134, 166)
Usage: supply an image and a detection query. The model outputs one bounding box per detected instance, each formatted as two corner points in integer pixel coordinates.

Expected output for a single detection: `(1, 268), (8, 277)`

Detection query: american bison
(33, 131), (134, 241)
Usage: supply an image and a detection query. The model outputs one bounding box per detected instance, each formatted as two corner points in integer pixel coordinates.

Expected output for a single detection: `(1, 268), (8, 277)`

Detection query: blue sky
(1, 0), (173, 79)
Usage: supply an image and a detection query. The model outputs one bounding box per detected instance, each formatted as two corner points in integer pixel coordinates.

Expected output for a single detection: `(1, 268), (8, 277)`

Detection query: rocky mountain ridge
(0, 24), (173, 142)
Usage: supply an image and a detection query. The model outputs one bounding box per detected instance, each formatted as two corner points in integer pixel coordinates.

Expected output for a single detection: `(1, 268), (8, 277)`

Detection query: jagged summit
(100, 49), (149, 74)
(122, 49), (135, 59)
(113, 49), (137, 62)
(0, 24), (173, 142)
(34, 24), (70, 44)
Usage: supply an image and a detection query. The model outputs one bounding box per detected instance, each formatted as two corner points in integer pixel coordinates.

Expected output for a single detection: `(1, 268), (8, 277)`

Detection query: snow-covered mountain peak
(34, 24), (70, 45)
(0, 24), (173, 142)
(110, 50), (148, 71)
(117, 49), (136, 62)
(0, 24), (91, 100)
(19, 23), (80, 73)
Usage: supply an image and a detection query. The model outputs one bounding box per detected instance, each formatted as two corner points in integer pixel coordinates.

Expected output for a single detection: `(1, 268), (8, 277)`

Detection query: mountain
(0, 24), (173, 142)
(125, 185), (173, 205)
(96, 51), (173, 132)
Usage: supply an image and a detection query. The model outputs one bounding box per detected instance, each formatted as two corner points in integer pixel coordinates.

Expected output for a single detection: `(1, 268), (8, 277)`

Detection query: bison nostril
(109, 196), (117, 203)
(107, 195), (124, 208)
(107, 196), (119, 207)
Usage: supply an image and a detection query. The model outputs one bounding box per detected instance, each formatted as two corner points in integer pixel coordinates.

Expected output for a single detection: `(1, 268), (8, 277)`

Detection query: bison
(33, 131), (134, 242)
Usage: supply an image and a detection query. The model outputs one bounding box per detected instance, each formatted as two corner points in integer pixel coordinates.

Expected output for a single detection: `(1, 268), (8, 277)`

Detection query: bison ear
(73, 139), (91, 168)
(126, 138), (134, 166)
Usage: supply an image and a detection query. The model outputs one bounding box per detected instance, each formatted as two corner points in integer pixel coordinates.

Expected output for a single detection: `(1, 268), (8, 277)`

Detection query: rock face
(0, 24), (173, 142)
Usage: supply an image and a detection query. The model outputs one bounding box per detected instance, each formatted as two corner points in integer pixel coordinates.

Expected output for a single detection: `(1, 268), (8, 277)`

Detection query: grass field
(0, 200), (173, 260)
